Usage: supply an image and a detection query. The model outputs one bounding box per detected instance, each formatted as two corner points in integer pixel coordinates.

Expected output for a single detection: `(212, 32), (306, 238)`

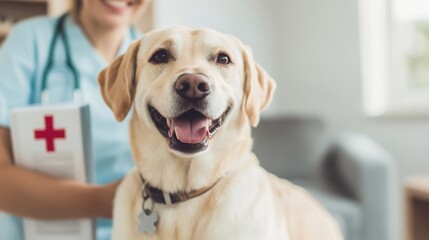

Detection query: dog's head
(98, 26), (275, 159)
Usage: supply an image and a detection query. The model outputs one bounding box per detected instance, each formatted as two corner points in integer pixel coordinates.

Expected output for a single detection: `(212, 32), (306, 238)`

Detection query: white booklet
(10, 103), (95, 240)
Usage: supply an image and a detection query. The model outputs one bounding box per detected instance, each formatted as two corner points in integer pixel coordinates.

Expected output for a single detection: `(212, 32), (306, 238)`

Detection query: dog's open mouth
(149, 106), (231, 154)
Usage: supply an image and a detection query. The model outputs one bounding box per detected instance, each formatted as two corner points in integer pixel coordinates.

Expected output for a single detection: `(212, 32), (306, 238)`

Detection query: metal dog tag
(137, 211), (159, 234)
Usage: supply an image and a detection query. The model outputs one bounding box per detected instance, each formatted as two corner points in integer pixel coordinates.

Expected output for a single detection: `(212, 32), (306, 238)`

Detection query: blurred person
(0, 0), (150, 239)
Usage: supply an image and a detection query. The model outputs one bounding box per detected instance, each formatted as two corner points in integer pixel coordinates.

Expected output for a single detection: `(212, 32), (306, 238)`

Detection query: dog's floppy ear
(242, 46), (276, 127)
(97, 40), (141, 122)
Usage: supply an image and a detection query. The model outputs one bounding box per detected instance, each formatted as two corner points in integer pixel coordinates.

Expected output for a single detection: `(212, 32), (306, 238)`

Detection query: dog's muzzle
(147, 73), (231, 154)
(147, 73), (232, 154)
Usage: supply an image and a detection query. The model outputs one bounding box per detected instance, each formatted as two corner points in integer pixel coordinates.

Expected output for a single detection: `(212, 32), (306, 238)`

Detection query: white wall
(152, 0), (429, 181)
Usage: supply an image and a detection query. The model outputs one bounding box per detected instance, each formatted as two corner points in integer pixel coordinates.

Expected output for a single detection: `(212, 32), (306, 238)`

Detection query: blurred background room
(1, 0), (429, 240)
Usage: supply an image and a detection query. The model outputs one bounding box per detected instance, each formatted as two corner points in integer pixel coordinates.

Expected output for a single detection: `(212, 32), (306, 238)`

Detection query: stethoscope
(40, 13), (138, 104)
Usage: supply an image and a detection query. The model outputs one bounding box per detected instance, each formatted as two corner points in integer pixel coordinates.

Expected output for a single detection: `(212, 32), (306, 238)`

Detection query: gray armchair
(252, 117), (397, 240)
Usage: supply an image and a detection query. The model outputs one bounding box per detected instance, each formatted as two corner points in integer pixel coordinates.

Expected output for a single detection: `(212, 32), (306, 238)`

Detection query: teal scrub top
(0, 14), (138, 240)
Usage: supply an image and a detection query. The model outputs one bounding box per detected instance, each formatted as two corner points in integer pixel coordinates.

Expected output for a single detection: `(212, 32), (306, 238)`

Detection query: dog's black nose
(175, 74), (211, 100)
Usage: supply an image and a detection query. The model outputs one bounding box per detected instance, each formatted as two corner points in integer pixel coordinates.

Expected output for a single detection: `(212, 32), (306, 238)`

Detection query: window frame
(360, 0), (429, 117)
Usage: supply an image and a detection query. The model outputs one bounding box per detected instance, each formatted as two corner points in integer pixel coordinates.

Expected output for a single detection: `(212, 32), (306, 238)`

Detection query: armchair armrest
(324, 133), (398, 240)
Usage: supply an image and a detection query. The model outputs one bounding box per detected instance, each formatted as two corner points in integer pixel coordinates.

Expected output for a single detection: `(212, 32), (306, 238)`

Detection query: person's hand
(95, 179), (123, 219)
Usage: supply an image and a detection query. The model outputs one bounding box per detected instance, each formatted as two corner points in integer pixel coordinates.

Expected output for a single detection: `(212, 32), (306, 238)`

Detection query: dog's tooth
(209, 128), (217, 139)
(208, 119), (213, 126)
(175, 128), (180, 140)
(167, 119), (172, 128)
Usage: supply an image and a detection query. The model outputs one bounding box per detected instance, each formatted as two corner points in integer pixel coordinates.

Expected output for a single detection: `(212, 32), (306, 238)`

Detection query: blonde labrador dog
(98, 26), (343, 240)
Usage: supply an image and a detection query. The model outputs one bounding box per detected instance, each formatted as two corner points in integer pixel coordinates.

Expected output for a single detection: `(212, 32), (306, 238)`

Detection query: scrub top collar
(64, 14), (135, 72)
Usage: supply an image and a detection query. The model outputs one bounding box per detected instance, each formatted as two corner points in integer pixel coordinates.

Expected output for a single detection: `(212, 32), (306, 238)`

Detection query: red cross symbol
(34, 115), (66, 152)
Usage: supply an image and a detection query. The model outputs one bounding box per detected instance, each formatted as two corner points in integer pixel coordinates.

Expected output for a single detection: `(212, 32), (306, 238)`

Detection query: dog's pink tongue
(170, 116), (209, 144)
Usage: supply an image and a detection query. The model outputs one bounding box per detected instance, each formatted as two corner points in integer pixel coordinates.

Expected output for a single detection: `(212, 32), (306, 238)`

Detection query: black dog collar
(139, 174), (222, 205)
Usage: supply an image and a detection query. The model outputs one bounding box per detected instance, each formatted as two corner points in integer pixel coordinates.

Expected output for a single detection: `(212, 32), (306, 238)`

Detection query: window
(360, 0), (429, 116)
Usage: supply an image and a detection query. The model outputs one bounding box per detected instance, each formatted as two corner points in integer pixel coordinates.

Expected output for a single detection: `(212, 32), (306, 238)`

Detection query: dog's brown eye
(149, 49), (170, 64)
(216, 53), (232, 65)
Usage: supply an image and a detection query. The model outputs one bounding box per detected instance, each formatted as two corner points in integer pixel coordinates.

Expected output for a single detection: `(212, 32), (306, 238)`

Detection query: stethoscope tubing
(40, 13), (139, 105)
(41, 13), (80, 104)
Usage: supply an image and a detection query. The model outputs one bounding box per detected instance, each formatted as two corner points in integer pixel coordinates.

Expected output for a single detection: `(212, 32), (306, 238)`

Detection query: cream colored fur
(98, 26), (343, 240)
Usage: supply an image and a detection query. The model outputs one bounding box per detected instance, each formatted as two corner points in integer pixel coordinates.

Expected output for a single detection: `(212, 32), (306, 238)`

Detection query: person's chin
(98, 16), (131, 29)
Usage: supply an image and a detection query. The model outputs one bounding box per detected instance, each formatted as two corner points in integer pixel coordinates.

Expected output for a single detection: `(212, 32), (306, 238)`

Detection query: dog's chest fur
(112, 164), (290, 240)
